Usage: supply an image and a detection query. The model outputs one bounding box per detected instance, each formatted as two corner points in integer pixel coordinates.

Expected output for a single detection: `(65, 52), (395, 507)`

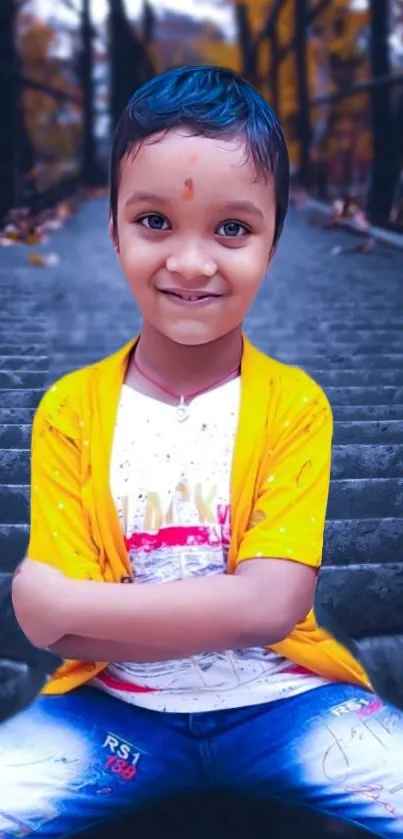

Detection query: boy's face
(112, 130), (276, 346)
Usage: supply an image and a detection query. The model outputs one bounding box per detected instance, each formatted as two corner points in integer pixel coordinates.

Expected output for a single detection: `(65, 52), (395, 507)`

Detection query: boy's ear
(109, 214), (120, 257)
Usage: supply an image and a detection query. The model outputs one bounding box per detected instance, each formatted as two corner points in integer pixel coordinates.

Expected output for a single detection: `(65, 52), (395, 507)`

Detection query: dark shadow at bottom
(74, 791), (377, 839)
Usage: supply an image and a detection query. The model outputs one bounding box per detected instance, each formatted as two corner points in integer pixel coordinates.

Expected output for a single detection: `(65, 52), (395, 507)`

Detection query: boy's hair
(110, 65), (290, 249)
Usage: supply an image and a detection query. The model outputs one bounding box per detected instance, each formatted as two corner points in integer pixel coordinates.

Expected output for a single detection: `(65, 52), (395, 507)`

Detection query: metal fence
(238, 0), (403, 229)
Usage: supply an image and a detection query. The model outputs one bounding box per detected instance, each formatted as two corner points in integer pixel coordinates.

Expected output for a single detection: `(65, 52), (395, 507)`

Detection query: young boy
(7, 65), (403, 838)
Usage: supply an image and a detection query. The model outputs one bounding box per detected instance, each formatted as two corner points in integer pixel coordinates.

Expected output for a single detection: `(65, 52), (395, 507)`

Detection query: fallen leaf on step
(27, 252), (60, 267)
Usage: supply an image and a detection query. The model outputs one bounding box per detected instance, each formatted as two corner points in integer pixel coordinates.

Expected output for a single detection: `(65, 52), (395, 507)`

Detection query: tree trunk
(366, 0), (395, 224)
(108, 0), (155, 129)
(294, 0), (311, 187)
(235, 3), (258, 85)
(0, 0), (36, 219)
(80, 0), (101, 185)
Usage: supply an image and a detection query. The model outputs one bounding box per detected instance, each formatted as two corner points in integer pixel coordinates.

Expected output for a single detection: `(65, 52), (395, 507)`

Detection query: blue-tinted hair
(110, 65), (289, 248)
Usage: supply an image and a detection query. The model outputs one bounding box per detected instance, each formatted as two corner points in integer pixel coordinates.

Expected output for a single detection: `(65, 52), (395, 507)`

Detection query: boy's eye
(138, 213), (170, 231)
(217, 220), (249, 238)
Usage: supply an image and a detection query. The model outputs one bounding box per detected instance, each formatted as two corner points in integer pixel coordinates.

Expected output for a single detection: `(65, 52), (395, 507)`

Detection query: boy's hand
(12, 558), (73, 649)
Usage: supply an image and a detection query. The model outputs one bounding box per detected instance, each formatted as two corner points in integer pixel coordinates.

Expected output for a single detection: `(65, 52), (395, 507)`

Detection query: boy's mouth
(158, 289), (222, 304)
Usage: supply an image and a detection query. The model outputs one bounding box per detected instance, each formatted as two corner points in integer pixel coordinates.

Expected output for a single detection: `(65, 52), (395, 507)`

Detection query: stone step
(317, 563), (403, 636)
(332, 405), (403, 420)
(0, 486), (30, 522)
(300, 297), (399, 305)
(0, 345), (49, 356)
(0, 516), (401, 572)
(307, 295), (400, 305)
(333, 420), (403, 444)
(0, 390), (43, 408)
(325, 386), (403, 405)
(331, 444), (403, 478)
(316, 321), (403, 330)
(281, 354), (403, 370)
(284, 340), (403, 353)
(0, 426), (32, 448)
(312, 369), (403, 386)
(270, 329), (403, 343)
(266, 315), (403, 326)
(0, 372), (50, 389)
(258, 310), (401, 323)
(0, 409), (36, 424)
(1, 443), (401, 484)
(0, 451), (31, 483)
(0, 524), (29, 568)
(1, 477), (402, 525)
(0, 317), (48, 326)
(1, 300), (44, 306)
(0, 357), (49, 371)
(327, 478), (403, 518)
(323, 518), (402, 565)
(0, 327), (47, 338)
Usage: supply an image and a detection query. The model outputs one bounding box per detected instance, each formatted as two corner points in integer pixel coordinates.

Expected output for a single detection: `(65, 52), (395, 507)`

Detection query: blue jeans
(0, 682), (402, 837)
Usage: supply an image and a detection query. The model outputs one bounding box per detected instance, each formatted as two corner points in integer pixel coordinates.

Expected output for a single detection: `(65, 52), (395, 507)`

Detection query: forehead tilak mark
(182, 178), (194, 201)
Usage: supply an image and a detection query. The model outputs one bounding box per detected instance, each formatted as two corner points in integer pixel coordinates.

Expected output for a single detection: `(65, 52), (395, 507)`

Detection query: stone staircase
(0, 200), (402, 837)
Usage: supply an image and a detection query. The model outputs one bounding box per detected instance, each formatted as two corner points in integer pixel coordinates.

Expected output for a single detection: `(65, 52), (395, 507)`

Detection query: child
(7, 65), (403, 838)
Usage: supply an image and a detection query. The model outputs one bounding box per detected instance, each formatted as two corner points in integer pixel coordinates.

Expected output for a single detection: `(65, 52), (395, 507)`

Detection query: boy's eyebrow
(220, 200), (264, 219)
(125, 191), (168, 207)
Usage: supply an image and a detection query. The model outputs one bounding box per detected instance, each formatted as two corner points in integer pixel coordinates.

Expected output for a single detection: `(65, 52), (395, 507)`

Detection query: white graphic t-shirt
(91, 378), (329, 712)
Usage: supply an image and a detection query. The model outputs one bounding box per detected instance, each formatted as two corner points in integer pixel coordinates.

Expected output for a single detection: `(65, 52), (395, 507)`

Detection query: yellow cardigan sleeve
(27, 375), (103, 582)
(238, 374), (333, 569)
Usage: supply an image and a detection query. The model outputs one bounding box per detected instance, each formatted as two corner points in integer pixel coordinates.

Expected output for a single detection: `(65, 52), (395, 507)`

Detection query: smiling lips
(158, 289), (222, 304)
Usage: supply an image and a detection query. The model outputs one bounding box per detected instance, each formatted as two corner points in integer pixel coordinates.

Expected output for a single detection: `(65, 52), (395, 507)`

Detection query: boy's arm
(46, 557), (316, 660)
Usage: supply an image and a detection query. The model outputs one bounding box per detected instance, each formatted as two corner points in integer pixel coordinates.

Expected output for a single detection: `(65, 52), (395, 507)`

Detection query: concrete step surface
(0, 356), (49, 371)
(0, 344), (49, 356)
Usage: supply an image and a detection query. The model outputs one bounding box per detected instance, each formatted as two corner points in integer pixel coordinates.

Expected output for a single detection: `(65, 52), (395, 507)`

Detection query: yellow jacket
(27, 335), (370, 694)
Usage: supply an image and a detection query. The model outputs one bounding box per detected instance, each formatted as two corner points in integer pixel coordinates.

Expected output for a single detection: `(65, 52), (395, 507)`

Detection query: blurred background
(1, 0), (403, 233)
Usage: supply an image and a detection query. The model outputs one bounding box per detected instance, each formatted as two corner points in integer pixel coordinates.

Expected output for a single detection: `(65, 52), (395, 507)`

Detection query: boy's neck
(132, 324), (243, 396)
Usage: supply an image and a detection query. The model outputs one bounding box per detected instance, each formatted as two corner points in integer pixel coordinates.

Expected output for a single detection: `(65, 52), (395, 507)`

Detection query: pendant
(176, 396), (189, 422)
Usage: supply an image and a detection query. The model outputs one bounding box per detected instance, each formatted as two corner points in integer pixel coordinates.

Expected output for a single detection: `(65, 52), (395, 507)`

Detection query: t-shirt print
(90, 378), (329, 712)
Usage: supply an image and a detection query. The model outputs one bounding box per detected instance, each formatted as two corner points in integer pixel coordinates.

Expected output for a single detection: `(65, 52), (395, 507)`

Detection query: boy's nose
(166, 251), (216, 281)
